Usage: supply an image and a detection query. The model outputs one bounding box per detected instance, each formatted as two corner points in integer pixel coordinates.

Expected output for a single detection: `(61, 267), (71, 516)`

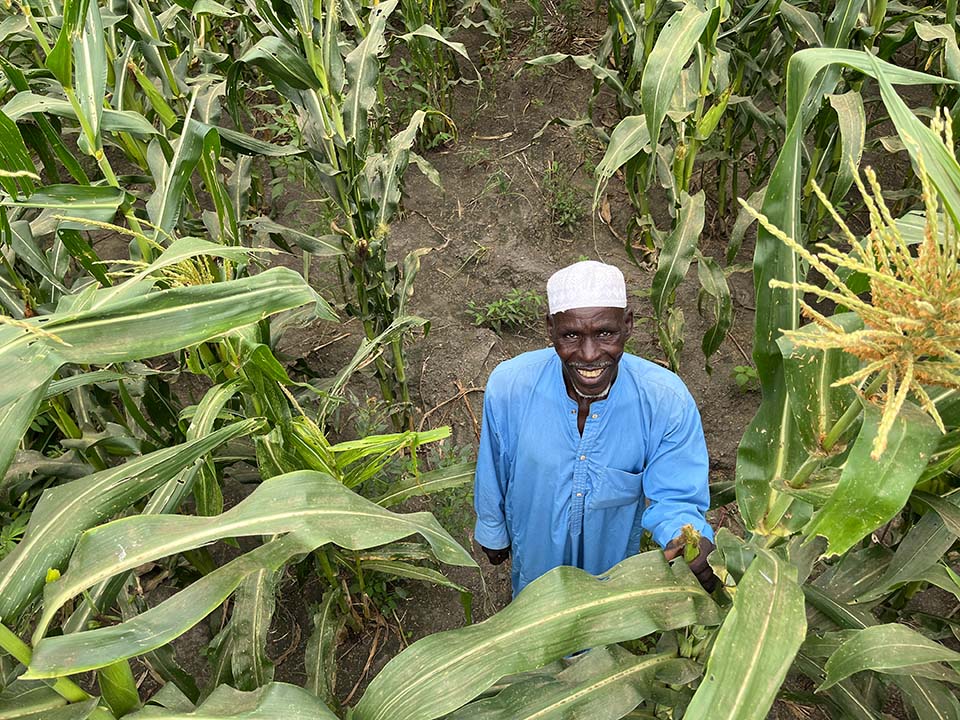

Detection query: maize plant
(229, 0), (470, 430)
(530, 0), (958, 375)
(0, 0), (481, 716)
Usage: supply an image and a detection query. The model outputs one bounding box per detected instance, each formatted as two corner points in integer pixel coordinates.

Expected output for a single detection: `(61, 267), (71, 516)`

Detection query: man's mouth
(575, 367), (607, 379)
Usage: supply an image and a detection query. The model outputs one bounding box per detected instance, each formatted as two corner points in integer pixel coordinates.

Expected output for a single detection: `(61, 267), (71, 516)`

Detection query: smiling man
(473, 261), (716, 596)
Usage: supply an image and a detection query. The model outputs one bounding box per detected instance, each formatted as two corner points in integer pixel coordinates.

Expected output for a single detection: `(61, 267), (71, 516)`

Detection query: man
(473, 260), (716, 597)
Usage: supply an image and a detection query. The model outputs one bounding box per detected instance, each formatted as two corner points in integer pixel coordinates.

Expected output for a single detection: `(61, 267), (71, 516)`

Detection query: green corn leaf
(821, 624), (960, 690)
(375, 461), (476, 508)
(0, 681), (77, 718)
(697, 254), (732, 372)
(145, 379), (244, 515)
(363, 110), (428, 227)
(352, 552), (720, 720)
(867, 51), (960, 226)
(305, 590), (345, 708)
(46, 0), (91, 87)
(777, 314), (861, 456)
(233, 37), (319, 94)
(855, 492), (960, 600)
(343, 0), (398, 150)
(0, 381), (48, 483)
(525, 54), (624, 98)
(145, 100), (210, 240)
(779, 1), (825, 45)
(827, 92), (866, 205)
(448, 646), (688, 720)
(360, 560), (470, 595)
(81, 237), (282, 311)
(73, 0), (106, 155)
(211, 124), (305, 157)
(400, 24), (470, 61)
(196, 129), (238, 245)
(123, 682), (338, 719)
(1, 185), (125, 224)
(58, 229), (110, 286)
(640, 1), (712, 154)
(97, 661), (139, 718)
(245, 217), (344, 257)
(684, 549), (805, 720)
(6, 220), (68, 290)
(0, 109), (37, 197)
(37, 470), (476, 639)
(772, 467), (840, 507)
(783, 650), (881, 720)
(592, 114), (648, 209)
(893, 675), (960, 720)
(804, 586), (875, 635)
(0, 267), (323, 408)
(913, 491), (960, 535)
(804, 402), (941, 557)
(229, 569), (277, 691)
(0, 698), (101, 720)
(727, 187), (764, 265)
(0, 420), (261, 624)
(320, 315), (429, 419)
(27, 489), (470, 679)
(915, 22), (960, 81)
(2, 93), (157, 137)
(650, 191), (704, 371)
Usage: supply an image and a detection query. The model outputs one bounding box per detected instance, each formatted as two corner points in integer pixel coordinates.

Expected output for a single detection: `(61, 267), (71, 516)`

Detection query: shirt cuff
(475, 518), (510, 549)
(654, 517), (715, 550)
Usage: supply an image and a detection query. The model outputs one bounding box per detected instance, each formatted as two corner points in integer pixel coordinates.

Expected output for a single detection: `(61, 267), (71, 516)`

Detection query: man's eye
(564, 332), (578, 339)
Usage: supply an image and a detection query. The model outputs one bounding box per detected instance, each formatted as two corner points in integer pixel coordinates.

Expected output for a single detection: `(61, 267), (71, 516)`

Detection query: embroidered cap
(546, 261), (627, 314)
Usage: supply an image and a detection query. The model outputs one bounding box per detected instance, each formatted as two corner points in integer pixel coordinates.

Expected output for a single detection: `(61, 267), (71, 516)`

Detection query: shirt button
(579, 455), (586, 461)
(576, 492), (583, 497)
(591, 414), (598, 419)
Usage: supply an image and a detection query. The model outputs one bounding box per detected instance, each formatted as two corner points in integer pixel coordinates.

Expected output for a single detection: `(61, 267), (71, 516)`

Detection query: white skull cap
(547, 261), (627, 314)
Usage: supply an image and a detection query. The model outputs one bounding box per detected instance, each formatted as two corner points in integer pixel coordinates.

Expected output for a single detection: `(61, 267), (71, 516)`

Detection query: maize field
(2, 0), (960, 718)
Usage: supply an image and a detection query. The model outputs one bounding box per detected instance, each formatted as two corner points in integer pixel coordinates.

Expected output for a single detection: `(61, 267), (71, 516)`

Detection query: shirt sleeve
(641, 390), (714, 549)
(474, 388), (511, 549)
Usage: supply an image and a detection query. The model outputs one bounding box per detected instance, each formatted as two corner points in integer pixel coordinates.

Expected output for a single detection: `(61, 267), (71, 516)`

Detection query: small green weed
(542, 161), (585, 229)
(0, 500), (29, 561)
(468, 289), (546, 333)
(430, 484), (475, 546)
(482, 168), (513, 196)
(461, 146), (493, 168)
(733, 364), (759, 391)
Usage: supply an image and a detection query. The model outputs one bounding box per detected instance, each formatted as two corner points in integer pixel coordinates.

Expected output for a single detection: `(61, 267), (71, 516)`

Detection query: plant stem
(0, 623), (92, 704)
(768, 373), (888, 531)
(98, 660), (140, 717)
(822, 373), (885, 452)
(762, 491), (794, 534)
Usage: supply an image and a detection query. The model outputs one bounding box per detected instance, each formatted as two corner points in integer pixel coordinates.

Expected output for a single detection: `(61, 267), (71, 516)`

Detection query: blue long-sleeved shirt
(474, 348), (712, 596)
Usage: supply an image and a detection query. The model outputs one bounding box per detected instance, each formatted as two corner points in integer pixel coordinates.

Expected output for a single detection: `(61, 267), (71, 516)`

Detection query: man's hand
(664, 535), (719, 592)
(480, 544), (511, 565)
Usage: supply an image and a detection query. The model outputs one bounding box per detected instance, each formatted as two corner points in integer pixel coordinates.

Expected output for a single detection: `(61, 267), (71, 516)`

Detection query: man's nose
(581, 336), (601, 363)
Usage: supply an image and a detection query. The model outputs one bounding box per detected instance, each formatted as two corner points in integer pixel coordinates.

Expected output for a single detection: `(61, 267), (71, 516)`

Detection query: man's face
(547, 306), (633, 399)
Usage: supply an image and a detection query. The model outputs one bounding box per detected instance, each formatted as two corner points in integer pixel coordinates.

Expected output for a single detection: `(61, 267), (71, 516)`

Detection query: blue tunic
(473, 348), (713, 596)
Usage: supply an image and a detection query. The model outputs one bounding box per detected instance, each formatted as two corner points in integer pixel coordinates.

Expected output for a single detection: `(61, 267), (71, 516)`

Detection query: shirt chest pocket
(588, 467), (643, 510)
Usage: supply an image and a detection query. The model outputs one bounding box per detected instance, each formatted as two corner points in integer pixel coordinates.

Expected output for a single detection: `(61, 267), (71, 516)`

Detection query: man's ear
(545, 312), (555, 339)
(623, 309), (634, 335)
